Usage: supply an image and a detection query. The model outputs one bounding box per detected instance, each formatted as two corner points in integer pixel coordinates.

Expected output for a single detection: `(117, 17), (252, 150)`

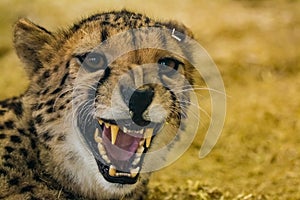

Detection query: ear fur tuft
(13, 18), (53, 77)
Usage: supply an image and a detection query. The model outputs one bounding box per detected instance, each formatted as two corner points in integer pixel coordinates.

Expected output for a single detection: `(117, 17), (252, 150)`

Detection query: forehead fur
(61, 10), (193, 47)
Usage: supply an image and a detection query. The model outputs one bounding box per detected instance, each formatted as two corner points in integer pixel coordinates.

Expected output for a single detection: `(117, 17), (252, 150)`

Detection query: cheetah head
(13, 10), (200, 199)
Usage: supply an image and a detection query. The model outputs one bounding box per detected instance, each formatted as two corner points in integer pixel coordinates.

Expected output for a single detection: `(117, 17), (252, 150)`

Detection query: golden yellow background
(0, 0), (300, 199)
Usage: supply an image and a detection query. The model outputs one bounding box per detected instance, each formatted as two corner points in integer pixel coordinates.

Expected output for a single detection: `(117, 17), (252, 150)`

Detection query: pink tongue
(102, 126), (141, 161)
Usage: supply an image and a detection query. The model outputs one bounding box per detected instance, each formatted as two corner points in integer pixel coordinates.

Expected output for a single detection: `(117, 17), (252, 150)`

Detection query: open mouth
(92, 118), (161, 184)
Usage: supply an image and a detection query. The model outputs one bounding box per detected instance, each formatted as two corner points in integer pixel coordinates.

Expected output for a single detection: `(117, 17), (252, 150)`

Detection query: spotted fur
(0, 10), (196, 199)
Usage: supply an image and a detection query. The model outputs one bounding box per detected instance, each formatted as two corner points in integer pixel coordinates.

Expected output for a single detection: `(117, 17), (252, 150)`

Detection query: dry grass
(0, 0), (300, 199)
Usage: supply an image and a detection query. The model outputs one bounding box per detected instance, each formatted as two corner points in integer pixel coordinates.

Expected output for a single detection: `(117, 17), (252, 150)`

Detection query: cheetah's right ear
(13, 18), (54, 77)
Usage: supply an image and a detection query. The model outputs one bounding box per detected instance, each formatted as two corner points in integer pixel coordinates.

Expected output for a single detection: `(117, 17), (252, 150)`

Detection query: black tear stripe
(76, 67), (111, 154)
(166, 87), (182, 121)
(98, 67), (111, 85)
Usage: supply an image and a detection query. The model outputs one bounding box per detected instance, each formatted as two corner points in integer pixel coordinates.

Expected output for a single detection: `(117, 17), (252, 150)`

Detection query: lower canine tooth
(130, 167), (140, 178)
(109, 165), (116, 176)
(145, 128), (153, 148)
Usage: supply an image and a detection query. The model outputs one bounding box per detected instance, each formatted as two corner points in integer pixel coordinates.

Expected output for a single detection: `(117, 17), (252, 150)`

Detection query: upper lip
(98, 118), (157, 131)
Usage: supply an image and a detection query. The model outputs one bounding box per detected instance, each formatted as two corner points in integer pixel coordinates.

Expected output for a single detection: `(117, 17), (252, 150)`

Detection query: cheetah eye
(158, 57), (182, 76)
(77, 52), (107, 72)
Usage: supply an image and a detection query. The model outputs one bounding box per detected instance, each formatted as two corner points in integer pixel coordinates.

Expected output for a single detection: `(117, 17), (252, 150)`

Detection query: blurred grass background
(1, 0), (300, 199)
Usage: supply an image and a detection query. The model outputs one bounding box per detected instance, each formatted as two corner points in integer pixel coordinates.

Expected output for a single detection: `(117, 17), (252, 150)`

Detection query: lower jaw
(96, 160), (139, 184)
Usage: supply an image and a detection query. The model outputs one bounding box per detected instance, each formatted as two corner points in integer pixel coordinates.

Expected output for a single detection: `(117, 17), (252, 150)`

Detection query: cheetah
(0, 10), (199, 199)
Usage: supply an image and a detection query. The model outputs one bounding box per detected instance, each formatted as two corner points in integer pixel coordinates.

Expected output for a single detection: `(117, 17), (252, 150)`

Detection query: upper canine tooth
(104, 123), (110, 128)
(123, 127), (128, 133)
(111, 125), (119, 145)
(144, 128), (153, 148)
(98, 119), (103, 125)
(109, 165), (116, 177)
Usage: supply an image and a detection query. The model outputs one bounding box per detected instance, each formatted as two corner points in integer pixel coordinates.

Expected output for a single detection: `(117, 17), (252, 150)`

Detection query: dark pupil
(159, 58), (179, 74)
(86, 54), (101, 66)
(162, 60), (175, 69)
(81, 52), (107, 72)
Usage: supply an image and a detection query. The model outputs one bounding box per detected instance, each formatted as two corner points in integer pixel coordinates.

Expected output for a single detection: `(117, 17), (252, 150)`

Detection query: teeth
(123, 127), (128, 133)
(110, 125), (119, 145)
(116, 172), (131, 177)
(98, 119), (103, 125)
(94, 128), (102, 143)
(110, 171), (139, 177)
(139, 139), (145, 146)
(130, 167), (140, 178)
(132, 154), (141, 166)
(137, 146), (144, 153)
(144, 128), (153, 148)
(97, 143), (106, 155)
(133, 145), (144, 165)
(109, 165), (116, 176)
(138, 129), (144, 134)
(95, 126), (110, 164)
(108, 166), (140, 178)
(133, 129), (144, 134)
(104, 123), (110, 128)
(102, 154), (110, 163)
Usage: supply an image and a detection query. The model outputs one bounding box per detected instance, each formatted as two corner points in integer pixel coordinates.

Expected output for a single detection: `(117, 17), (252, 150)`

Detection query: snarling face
(72, 29), (196, 185)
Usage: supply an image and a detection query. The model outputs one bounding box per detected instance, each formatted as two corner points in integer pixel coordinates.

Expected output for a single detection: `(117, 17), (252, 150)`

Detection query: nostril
(129, 86), (154, 114)
(125, 85), (154, 126)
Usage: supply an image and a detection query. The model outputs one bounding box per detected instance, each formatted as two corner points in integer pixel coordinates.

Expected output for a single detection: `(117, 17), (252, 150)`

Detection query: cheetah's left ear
(13, 18), (54, 77)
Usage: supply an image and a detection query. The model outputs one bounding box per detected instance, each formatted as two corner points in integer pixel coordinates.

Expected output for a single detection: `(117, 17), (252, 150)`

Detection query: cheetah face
(73, 41), (193, 185)
(60, 17), (197, 187)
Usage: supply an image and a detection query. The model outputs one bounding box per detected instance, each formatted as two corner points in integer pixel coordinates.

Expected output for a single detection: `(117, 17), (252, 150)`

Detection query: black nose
(121, 85), (154, 126)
